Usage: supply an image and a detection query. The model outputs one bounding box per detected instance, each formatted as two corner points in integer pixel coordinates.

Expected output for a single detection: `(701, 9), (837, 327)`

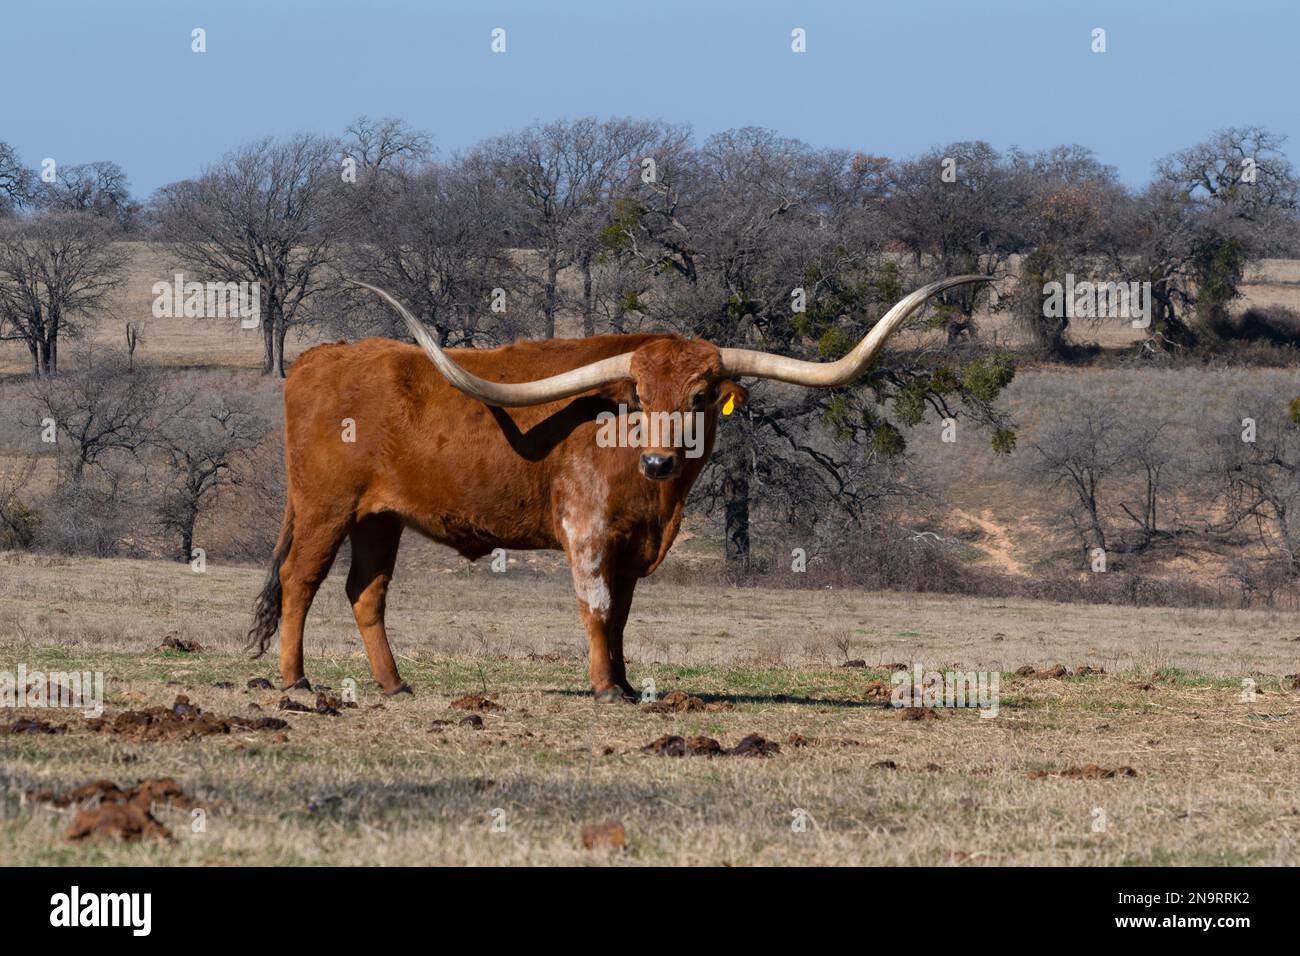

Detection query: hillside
(1, 244), (1298, 606)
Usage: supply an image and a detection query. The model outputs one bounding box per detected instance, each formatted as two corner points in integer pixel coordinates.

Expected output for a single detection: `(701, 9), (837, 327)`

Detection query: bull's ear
(716, 379), (748, 415)
(598, 379), (637, 407)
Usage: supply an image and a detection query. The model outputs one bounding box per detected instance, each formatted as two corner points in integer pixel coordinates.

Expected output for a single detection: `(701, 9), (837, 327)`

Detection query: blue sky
(2, 0), (1296, 196)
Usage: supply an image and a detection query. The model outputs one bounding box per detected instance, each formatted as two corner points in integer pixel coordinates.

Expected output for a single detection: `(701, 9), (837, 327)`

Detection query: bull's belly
(399, 509), (560, 560)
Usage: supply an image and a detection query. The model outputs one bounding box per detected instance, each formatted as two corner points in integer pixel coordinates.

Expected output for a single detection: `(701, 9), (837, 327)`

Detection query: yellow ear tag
(721, 394), (735, 416)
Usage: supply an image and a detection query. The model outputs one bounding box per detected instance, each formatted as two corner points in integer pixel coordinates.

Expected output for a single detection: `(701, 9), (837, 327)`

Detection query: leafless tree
(124, 316), (145, 368)
(1116, 419), (1178, 550)
(0, 141), (30, 216)
(32, 161), (139, 232)
(1208, 390), (1300, 575)
(481, 117), (670, 337)
(0, 211), (127, 376)
(1030, 402), (1126, 557)
(331, 154), (509, 346)
(886, 141), (1029, 342)
(152, 134), (342, 376)
(339, 115), (432, 176)
(152, 390), (268, 561)
(29, 355), (161, 486)
(0, 457), (40, 548)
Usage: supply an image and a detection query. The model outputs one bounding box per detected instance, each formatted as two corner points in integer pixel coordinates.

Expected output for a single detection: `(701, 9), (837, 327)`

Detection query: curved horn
(349, 280), (633, 407)
(719, 275), (993, 386)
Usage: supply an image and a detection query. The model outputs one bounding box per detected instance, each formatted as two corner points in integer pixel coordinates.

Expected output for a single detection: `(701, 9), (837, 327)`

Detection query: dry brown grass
(2, 552), (1297, 865)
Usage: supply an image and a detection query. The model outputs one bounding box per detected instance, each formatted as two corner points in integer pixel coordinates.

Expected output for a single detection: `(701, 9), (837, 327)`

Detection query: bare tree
(152, 135), (342, 376)
(886, 141), (1029, 342)
(339, 115), (432, 177)
(124, 316), (145, 368)
(0, 458), (40, 548)
(1030, 402), (1126, 557)
(1209, 390), (1300, 575)
(0, 141), (30, 216)
(32, 161), (139, 232)
(29, 355), (161, 486)
(332, 154), (508, 346)
(1116, 419), (1178, 550)
(152, 391), (267, 561)
(482, 117), (666, 338)
(0, 211), (127, 376)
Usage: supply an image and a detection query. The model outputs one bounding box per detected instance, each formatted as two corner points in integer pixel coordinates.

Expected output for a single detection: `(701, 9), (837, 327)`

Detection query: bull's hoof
(594, 686), (638, 704)
(282, 677), (312, 692)
(382, 682), (413, 697)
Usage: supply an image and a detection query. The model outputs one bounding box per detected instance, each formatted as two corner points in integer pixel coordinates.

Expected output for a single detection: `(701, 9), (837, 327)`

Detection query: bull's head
(351, 276), (990, 481)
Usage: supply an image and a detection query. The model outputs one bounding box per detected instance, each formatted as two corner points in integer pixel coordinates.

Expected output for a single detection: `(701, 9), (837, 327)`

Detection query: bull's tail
(246, 501), (294, 659)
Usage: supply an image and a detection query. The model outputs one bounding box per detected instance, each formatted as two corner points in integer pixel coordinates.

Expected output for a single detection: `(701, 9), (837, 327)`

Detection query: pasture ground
(1, 553), (1298, 865)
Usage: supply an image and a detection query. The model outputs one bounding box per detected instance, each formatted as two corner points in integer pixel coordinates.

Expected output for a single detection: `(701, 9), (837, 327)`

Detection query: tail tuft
(246, 506), (293, 658)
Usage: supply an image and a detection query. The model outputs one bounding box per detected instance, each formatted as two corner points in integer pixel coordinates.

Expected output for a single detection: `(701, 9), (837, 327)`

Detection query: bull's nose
(640, 453), (676, 480)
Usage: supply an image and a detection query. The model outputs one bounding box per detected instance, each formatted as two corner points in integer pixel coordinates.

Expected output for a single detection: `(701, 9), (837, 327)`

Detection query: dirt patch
(154, 635), (203, 653)
(640, 734), (725, 757)
(863, 679), (892, 700)
(84, 694), (289, 742)
(66, 801), (172, 843)
(2, 717), (68, 735)
(1015, 664), (1104, 679)
(642, 733), (775, 757)
(450, 694), (502, 712)
(729, 734), (780, 757)
(581, 822), (625, 851)
(951, 507), (1027, 576)
(277, 692), (348, 716)
(642, 691), (733, 713)
(1029, 764), (1138, 780)
(246, 678), (274, 690)
(841, 659), (867, 668)
(898, 707), (941, 720)
(786, 733), (861, 748)
(27, 776), (204, 844)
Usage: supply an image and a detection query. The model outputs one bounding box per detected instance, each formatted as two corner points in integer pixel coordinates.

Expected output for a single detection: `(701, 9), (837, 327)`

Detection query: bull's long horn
(350, 280), (632, 407)
(718, 275), (993, 386)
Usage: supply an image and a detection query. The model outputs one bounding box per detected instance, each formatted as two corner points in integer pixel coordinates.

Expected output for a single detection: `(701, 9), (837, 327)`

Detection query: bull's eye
(690, 390), (706, 411)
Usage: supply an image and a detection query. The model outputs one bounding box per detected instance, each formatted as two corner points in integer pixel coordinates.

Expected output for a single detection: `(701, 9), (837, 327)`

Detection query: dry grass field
(2, 246), (1298, 866)
(2, 552), (1297, 866)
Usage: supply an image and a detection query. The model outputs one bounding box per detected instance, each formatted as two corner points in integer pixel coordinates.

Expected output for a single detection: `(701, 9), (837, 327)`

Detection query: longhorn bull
(246, 276), (989, 700)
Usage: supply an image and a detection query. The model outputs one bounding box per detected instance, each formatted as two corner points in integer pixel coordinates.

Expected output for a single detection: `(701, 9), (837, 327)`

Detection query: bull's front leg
(563, 538), (639, 702)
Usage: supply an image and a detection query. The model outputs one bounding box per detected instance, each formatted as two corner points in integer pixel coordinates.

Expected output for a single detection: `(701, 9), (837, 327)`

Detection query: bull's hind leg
(279, 509), (351, 690)
(345, 513), (409, 695)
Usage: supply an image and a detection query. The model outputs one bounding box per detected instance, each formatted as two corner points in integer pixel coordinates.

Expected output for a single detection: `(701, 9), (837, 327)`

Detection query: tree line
(0, 117), (1297, 572)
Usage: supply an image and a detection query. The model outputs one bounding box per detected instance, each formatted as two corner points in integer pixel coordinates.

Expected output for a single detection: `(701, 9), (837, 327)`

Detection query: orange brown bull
(246, 276), (989, 700)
